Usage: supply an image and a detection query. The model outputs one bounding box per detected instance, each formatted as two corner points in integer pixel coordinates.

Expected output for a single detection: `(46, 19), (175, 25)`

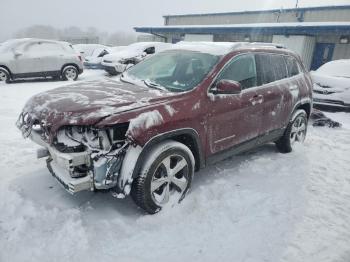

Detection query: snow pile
(315, 59), (350, 78)
(164, 104), (176, 116)
(102, 42), (171, 62)
(311, 73), (350, 90)
(170, 41), (240, 56)
(0, 70), (350, 262)
(127, 110), (163, 136)
(311, 60), (350, 103)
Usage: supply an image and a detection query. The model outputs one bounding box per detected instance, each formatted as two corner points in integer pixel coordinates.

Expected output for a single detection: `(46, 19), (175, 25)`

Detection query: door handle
(249, 94), (264, 105)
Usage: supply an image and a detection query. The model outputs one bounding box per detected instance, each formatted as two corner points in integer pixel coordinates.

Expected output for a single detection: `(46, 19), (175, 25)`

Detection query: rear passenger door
(254, 53), (295, 135)
(37, 42), (63, 72)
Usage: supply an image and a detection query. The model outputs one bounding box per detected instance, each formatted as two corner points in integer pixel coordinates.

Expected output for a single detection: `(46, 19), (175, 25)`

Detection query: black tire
(0, 67), (10, 84)
(62, 65), (78, 81)
(131, 141), (195, 214)
(276, 109), (308, 153)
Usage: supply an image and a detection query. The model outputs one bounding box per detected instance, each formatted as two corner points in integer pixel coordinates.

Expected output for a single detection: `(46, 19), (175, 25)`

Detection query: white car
(84, 46), (126, 69)
(311, 59), (350, 112)
(0, 38), (83, 83)
(101, 42), (172, 75)
(73, 44), (107, 59)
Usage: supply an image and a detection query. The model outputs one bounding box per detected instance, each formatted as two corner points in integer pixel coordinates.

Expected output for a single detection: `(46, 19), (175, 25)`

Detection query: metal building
(135, 5), (350, 70)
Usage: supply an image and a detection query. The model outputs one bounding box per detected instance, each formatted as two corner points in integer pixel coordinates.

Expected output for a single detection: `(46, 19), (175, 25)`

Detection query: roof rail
(247, 42), (286, 49)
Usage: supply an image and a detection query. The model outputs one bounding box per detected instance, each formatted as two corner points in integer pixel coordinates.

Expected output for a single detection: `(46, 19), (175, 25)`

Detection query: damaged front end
(16, 112), (140, 197)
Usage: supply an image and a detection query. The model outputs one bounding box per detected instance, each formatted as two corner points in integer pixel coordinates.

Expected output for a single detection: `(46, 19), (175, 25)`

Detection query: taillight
(78, 55), (82, 62)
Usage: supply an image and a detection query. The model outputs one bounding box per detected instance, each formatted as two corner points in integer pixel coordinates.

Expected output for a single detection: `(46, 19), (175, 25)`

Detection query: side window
(284, 56), (300, 77)
(255, 53), (288, 85)
(25, 42), (62, 55)
(25, 42), (42, 53)
(216, 54), (257, 89)
(144, 47), (155, 55)
(271, 55), (288, 80)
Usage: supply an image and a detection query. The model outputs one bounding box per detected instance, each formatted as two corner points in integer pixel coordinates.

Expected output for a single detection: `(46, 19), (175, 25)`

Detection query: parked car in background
(17, 42), (312, 214)
(73, 44), (107, 59)
(311, 59), (350, 112)
(101, 42), (172, 75)
(0, 38), (83, 83)
(84, 46), (126, 69)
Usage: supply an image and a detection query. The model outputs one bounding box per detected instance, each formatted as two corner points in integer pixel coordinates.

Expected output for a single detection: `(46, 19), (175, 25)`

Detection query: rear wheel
(131, 141), (195, 214)
(276, 110), (308, 153)
(0, 68), (10, 84)
(62, 66), (78, 81)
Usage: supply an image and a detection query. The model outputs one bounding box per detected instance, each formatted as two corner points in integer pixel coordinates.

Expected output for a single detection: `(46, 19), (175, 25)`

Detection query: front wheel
(276, 109), (308, 153)
(62, 66), (78, 81)
(131, 141), (195, 214)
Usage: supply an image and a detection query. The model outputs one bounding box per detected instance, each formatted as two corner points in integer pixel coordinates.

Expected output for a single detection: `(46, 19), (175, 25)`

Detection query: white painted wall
(333, 44), (350, 60)
(184, 34), (214, 42)
(272, 35), (316, 70)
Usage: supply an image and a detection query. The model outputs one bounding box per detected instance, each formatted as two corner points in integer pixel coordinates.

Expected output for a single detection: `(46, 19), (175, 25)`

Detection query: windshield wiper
(143, 79), (164, 91)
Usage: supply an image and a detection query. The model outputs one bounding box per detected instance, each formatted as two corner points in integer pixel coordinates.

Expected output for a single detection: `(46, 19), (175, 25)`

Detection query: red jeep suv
(17, 42), (313, 214)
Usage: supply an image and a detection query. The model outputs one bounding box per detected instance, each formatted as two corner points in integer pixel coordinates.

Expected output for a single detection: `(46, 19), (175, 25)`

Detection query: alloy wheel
(150, 154), (189, 206)
(290, 115), (307, 144)
(65, 68), (77, 80)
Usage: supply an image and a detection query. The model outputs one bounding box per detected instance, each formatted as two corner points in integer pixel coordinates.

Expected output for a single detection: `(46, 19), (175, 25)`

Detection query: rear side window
(25, 42), (63, 54)
(284, 56), (300, 77)
(217, 54), (257, 89)
(255, 53), (288, 85)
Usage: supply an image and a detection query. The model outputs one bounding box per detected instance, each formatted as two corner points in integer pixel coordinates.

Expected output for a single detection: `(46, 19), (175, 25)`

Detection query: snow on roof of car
(167, 41), (244, 56)
(315, 59), (350, 78)
(127, 42), (172, 52)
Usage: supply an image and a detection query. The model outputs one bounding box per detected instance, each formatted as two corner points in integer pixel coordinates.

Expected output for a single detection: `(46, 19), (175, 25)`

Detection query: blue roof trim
(134, 25), (350, 36)
(163, 5), (350, 18)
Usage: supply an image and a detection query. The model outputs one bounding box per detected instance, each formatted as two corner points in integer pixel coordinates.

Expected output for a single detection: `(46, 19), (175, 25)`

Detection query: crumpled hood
(23, 79), (172, 133)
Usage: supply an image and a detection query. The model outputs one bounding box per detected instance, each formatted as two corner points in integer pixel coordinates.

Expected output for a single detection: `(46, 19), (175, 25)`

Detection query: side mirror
(213, 79), (242, 95)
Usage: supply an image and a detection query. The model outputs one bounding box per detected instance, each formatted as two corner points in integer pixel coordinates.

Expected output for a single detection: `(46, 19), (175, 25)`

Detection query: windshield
(124, 50), (220, 92)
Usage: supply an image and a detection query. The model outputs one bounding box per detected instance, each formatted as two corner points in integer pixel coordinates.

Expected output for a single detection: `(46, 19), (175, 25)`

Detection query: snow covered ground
(0, 70), (349, 262)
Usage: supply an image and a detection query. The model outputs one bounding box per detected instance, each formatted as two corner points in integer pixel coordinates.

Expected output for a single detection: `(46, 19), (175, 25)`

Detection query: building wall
(137, 34), (165, 42)
(333, 44), (350, 60)
(165, 8), (350, 26)
(272, 35), (315, 69)
(161, 7), (350, 68)
(214, 33), (272, 43)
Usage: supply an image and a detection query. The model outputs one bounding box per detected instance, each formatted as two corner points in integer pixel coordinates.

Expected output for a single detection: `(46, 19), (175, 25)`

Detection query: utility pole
(295, 0), (299, 9)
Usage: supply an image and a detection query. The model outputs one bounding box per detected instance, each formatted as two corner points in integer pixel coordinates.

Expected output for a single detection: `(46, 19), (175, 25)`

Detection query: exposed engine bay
(16, 112), (139, 197)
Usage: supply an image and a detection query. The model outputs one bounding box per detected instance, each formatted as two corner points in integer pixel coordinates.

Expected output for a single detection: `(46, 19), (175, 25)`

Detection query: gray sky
(1, 0), (350, 41)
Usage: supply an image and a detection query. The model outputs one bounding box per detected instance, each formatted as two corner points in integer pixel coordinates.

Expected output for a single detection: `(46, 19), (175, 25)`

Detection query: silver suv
(0, 38), (83, 83)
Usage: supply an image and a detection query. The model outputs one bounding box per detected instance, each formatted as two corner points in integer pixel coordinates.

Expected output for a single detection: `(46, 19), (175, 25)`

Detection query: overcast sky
(1, 0), (350, 41)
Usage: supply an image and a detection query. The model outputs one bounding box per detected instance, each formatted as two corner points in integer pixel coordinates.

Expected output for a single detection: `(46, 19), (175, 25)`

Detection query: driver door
(207, 53), (263, 154)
